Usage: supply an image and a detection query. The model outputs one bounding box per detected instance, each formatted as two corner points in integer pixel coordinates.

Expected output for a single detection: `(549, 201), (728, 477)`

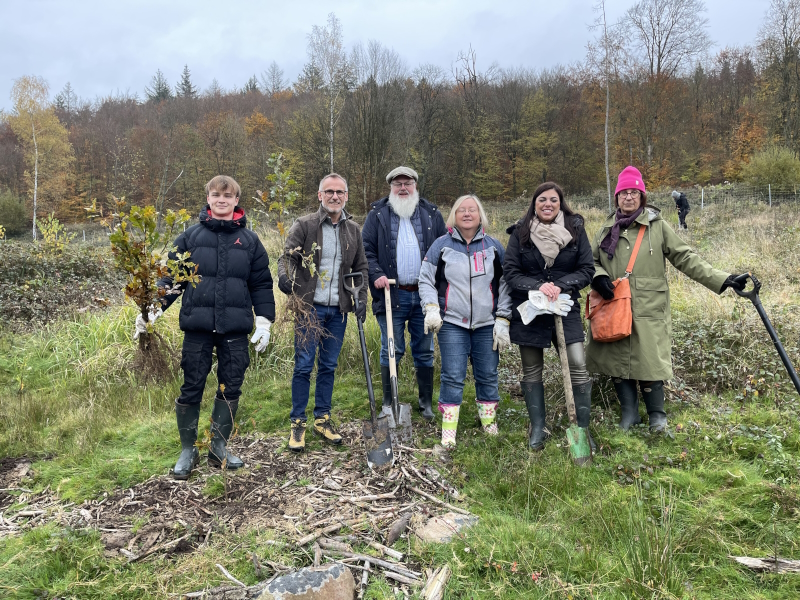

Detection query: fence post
(83, 230), (86, 242)
(769, 184), (772, 207)
(701, 188), (704, 209)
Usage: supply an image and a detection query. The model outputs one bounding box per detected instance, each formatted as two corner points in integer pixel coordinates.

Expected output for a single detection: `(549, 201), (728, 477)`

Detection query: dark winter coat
(159, 206), (275, 334)
(361, 196), (447, 314)
(675, 193), (690, 212)
(503, 216), (594, 348)
(276, 205), (368, 313)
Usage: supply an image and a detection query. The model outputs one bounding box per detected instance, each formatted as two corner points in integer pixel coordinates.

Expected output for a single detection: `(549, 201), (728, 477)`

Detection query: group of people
(138, 165), (745, 480)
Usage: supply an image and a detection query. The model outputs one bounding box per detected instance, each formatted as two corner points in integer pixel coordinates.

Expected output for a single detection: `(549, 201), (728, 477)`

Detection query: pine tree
(242, 75), (259, 94)
(145, 69), (172, 103)
(176, 64), (197, 99)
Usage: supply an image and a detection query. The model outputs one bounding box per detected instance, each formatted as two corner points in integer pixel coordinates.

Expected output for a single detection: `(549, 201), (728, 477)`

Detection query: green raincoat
(585, 207), (729, 381)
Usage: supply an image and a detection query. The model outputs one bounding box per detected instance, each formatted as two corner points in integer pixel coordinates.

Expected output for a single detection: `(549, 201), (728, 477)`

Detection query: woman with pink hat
(585, 166), (745, 433)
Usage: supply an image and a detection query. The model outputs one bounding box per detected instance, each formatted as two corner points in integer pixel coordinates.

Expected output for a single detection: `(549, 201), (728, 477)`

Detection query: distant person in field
(135, 175), (275, 480)
(361, 166), (447, 422)
(502, 183), (595, 452)
(586, 166), (745, 432)
(277, 173), (368, 453)
(418, 194), (512, 447)
(671, 190), (691, 230)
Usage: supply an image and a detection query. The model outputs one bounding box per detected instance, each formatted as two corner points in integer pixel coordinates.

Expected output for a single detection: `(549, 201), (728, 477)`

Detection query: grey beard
(388, 190), (420, 219)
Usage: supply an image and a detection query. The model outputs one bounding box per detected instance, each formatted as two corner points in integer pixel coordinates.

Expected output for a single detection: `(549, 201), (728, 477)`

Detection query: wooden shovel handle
(383, 280), (397, 379)
(554, 315), (577, 425)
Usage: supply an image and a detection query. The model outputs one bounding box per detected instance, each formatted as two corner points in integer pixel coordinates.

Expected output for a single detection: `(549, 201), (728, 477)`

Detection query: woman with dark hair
(503, 182), (595, 450)
(586, 166), (745, 432)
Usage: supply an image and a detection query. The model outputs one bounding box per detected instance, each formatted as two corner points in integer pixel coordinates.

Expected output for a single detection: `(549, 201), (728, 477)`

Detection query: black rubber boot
(614, 378), (642, 431)
(572, 382), (596, 453)
(208, 398), (244, 469)
(173, 401), (200, 480)
(640, 380), (667, 432)
(380, 365), (393, 416)
(522, 381), (549, 451)
(416, 366), (435, 422)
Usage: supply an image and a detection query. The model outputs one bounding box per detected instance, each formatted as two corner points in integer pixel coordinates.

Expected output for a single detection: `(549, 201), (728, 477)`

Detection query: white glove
(492, 318), (511, 352)
(554, 294), (575, 316)
(133, 306), (162, 340)
(517, 291), (574, 324)
(250, 316), (272, 353)
(423, 304), (443, 334)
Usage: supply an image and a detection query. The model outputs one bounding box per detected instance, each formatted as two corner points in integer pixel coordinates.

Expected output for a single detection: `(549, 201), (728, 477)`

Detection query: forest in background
(3, 0), (800, 232)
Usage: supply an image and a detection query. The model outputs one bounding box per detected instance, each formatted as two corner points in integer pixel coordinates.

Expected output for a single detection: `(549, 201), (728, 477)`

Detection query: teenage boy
(135, 175), (275, 479)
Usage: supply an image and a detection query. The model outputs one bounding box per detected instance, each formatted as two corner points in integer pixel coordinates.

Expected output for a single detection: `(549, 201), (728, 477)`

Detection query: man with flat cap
(362, 167), (447, 421)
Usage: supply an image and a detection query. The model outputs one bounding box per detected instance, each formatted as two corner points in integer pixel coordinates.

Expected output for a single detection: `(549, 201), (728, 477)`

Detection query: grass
(0, 199), (799, 598)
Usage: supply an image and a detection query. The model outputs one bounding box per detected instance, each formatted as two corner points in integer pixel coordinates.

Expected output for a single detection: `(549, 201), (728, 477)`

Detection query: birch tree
(7, 76), (74, 239)
(307, 13), (352, 171)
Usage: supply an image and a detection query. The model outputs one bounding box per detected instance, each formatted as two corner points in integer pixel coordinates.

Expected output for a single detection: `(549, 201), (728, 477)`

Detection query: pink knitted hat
(614, 166), (646, 196)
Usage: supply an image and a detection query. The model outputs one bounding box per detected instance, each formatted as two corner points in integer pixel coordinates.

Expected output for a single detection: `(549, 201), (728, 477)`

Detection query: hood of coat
(199, 206), (247, 231)
(600, 206), (661, 229)
(448, 225), (486, 244)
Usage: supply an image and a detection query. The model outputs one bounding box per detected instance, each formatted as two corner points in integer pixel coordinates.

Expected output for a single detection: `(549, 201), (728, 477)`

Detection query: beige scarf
(530, 211), (573, 267)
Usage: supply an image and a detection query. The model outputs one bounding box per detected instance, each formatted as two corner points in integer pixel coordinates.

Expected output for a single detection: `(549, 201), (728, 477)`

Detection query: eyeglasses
(456, 208), (479, 215)
(619, 190), (641, 198)
(322, 189), (347, 198)
(391, 180), (416, 188)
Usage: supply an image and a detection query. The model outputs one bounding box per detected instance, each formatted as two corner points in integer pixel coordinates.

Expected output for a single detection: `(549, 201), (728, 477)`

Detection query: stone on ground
(256, 563), (355, 599)
(415, 512), (479, 543)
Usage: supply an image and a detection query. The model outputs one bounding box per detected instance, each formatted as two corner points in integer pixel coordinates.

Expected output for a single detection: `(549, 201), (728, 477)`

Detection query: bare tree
(757, 0), (800, 150)
(307, 12), (352, 171)
(627, 0), (713, 78)
(260, 61), (287, 97)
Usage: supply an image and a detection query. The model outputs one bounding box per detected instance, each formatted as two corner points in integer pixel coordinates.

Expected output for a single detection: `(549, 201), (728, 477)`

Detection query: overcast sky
(1, 0), (771, 110)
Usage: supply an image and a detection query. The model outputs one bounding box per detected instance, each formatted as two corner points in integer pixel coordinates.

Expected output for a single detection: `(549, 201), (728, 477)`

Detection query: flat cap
(385, 166), (419, 183)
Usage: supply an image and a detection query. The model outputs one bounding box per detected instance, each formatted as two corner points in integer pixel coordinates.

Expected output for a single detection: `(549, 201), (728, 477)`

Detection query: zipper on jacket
(468, 240), (473, 329)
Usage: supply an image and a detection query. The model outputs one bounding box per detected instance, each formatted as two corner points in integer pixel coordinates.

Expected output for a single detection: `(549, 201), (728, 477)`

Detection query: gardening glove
(354, 301), (367, 323)
(553, 294), (574, 316)
(720, 273), (747, 293)
(133, 306), (162, 340)
(278, 274), (293, 295)
(591, 275), (616, 300)
(424, 304), (443, 334)
(250, 316), (272, 353)
(517, 291), (550, 325)
(492, 318), (511, 352)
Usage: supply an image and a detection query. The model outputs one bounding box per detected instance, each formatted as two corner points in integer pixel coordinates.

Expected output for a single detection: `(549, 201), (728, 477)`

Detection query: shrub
(0, 189), (28, 237)
(741, 145), (800, 186)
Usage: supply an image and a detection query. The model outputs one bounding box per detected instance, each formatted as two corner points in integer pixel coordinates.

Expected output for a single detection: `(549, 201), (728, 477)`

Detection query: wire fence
(571, 184), (800, 212)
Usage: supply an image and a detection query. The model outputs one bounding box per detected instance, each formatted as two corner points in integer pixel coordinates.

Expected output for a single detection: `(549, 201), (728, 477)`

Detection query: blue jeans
(437, 322), (499, 406)
(291, 304), (347, 421)
(376, 289), (434, 368)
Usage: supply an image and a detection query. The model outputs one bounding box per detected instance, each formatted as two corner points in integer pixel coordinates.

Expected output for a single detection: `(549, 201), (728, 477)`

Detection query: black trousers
(678, 208), (689, 228)
(177, 331), (251, 405)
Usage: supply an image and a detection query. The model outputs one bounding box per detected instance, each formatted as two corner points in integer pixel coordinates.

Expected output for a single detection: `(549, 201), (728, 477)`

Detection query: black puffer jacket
(160, 206), (275, 334)
(503, 217), (594, 347)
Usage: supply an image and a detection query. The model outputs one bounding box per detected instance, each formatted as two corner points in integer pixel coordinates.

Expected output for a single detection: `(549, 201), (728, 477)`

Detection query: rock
(415, 512), (479, 543)
(257, 563), (354, 600)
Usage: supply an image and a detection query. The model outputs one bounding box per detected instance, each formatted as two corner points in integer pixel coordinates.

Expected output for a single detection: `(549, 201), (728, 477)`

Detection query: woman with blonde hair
(419, 194), (513, 448)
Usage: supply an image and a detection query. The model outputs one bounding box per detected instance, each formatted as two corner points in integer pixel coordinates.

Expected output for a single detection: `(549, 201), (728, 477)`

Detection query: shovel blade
(380, 403), (414, 445)
(566, 425), (592, 467)
(363, 415), (394, 470)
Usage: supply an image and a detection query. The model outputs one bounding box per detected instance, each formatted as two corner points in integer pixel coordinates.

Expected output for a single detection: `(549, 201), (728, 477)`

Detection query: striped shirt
(396, 217), (421, 285)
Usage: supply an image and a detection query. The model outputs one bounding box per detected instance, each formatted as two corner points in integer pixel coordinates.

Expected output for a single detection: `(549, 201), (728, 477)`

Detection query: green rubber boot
(572, 382), (596, 454)
(614, 378), (642, 431)
(173, 401), (200, 480)
(641, 380), (667, 433)
(208, 398), (244, 469)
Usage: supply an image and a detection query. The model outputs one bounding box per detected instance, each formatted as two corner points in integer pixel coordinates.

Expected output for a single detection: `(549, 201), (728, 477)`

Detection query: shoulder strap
(625, 225), (647, 275)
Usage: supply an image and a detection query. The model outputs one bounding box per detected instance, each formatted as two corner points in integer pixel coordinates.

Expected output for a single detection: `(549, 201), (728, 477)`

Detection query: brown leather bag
(585, 226), (646, 342)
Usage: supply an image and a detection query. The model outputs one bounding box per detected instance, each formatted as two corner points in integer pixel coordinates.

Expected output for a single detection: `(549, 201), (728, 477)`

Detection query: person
(362, 166), (447, 422)
(136, 175), (275, 480)
(503, 183), (595, 451)
(587, 166), (745, 432)
(418, 194), (512, 447)
(671, 190), (691, 230)
(277, 173), (368, 453)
